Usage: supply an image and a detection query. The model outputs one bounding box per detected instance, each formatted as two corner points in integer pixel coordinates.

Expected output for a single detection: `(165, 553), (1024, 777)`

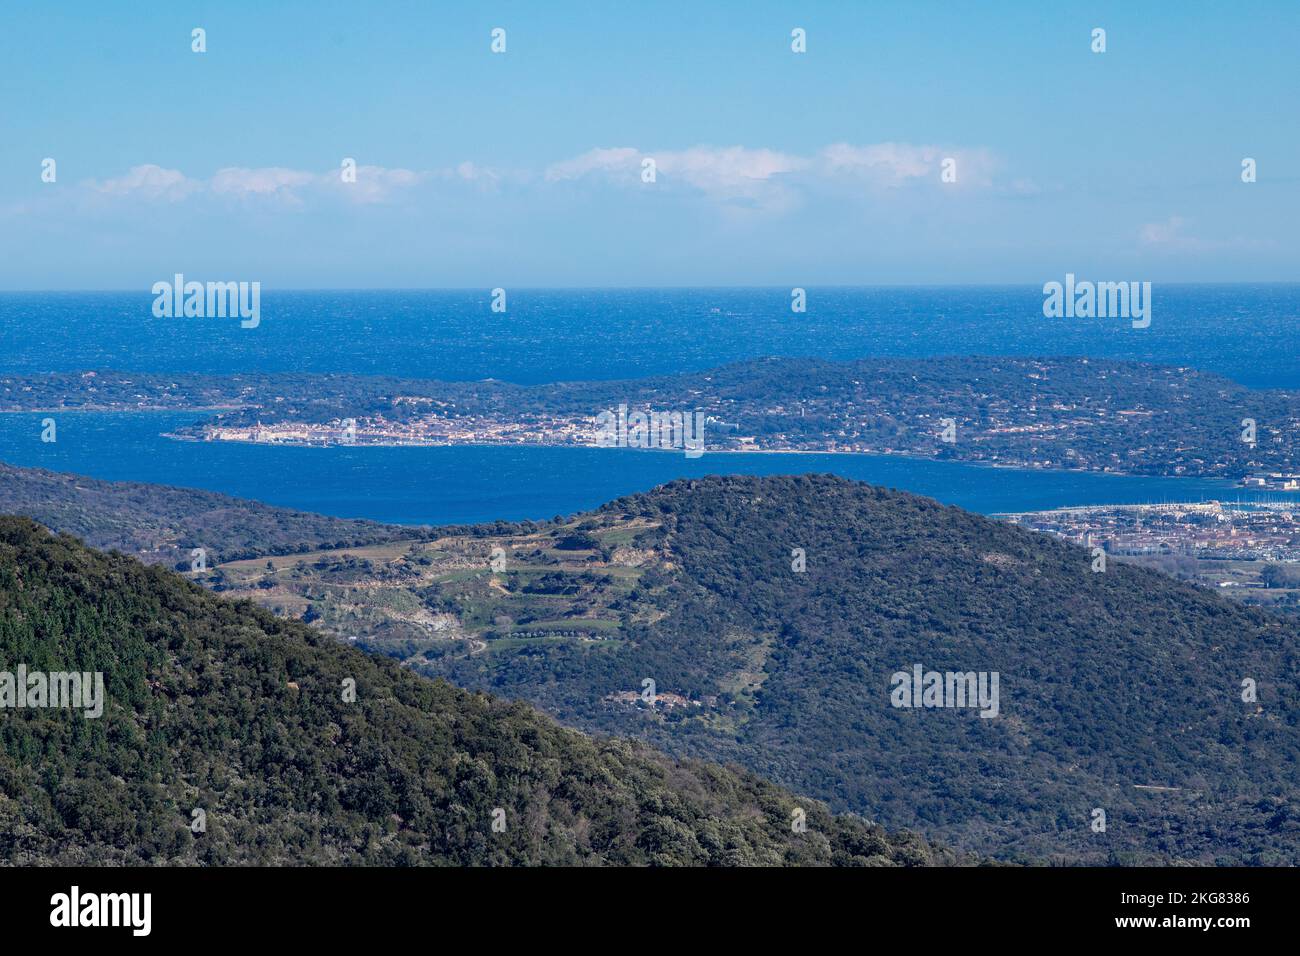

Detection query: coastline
(158, 426), (1285, 489)
(6, 402), (1294, 492)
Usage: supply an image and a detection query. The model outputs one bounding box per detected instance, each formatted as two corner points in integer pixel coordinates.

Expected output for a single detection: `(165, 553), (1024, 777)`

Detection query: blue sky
(1, 0), (1296, 288)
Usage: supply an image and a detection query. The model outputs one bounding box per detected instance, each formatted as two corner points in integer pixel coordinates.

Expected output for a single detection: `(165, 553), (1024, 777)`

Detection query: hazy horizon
(4, 280), (1300, 295)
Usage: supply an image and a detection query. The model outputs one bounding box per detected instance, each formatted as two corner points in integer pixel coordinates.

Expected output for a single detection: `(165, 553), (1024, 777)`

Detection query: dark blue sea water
(2, 285), (1298, 386)
(2, 287), (1298, 524)
(0, 411), (1288, 526)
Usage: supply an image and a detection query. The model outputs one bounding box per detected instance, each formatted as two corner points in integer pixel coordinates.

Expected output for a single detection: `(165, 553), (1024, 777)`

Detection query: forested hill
(423, 475), (1300, 864)
(0, 516), (957, 866)
(0, 462), (423, 568)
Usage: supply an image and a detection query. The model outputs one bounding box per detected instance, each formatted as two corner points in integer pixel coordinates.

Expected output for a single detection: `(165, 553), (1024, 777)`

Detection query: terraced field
(208, 516), (668, 665)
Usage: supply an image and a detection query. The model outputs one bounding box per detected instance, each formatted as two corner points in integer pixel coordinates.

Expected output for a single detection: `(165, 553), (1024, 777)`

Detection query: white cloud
(545, 145), (806, 214)
(546, 145), (804, 190)
(545, 142), (997, 206)
(83, 164), (436, 206)
(88, 164), (200, 201)
(210, 166), (318, 199)
(657, 146), (806, 195)
(452, 161), (498, 183)
(545, 147), (641, 182)
(328, 166), (428, 204)
(819, 142), (998, 187)
(71, 142), (998, 216)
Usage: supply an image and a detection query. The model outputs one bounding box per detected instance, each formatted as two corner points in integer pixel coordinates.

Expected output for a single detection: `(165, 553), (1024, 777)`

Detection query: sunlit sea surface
(1, 286), (1297, 523)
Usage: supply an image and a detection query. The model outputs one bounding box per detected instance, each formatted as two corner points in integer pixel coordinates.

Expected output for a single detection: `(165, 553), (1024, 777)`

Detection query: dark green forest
(0, 462), (423, 568)
(6, 468), (1300, 865)
(0, 515), (958, 866)
(420, 475), (1300, 864)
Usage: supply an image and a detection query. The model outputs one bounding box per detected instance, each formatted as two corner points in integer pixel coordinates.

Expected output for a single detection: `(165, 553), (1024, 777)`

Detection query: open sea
(2, 286), (1298, 524)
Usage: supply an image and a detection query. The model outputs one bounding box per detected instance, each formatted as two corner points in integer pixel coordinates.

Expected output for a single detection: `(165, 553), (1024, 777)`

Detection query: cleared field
(208, 516), (668, 660)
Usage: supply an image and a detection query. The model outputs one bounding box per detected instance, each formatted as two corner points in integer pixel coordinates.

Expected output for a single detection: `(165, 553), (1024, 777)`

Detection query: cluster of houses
(1239, 473), (1300, 491)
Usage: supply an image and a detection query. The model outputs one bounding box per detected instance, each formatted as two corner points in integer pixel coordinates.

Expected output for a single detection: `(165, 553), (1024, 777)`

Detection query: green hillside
(0, 515), (955, 866)
(8, 467), (1298, 864)
(0, 462), (423, 568)
(405, 475), (1300, 864)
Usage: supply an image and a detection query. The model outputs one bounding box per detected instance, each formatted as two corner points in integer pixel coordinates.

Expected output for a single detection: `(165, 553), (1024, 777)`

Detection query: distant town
(12, 355), (1300, 479)
(195, 413), (601, 450)
(1000, 501), (1300, 611)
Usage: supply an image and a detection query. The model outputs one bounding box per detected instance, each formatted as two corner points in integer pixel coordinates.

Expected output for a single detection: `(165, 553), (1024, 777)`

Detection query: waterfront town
(1000, 501), (1300, 608)
(21, 356), (1300, 480)
(1239, 472), (1300, 491)
(196, 412), (600, 449)
(1001, 501), (1300, 562)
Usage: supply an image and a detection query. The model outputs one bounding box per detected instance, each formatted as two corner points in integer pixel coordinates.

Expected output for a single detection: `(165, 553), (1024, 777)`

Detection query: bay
(0, 411), (1286, 526)
(4, 285), (1299, 523)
